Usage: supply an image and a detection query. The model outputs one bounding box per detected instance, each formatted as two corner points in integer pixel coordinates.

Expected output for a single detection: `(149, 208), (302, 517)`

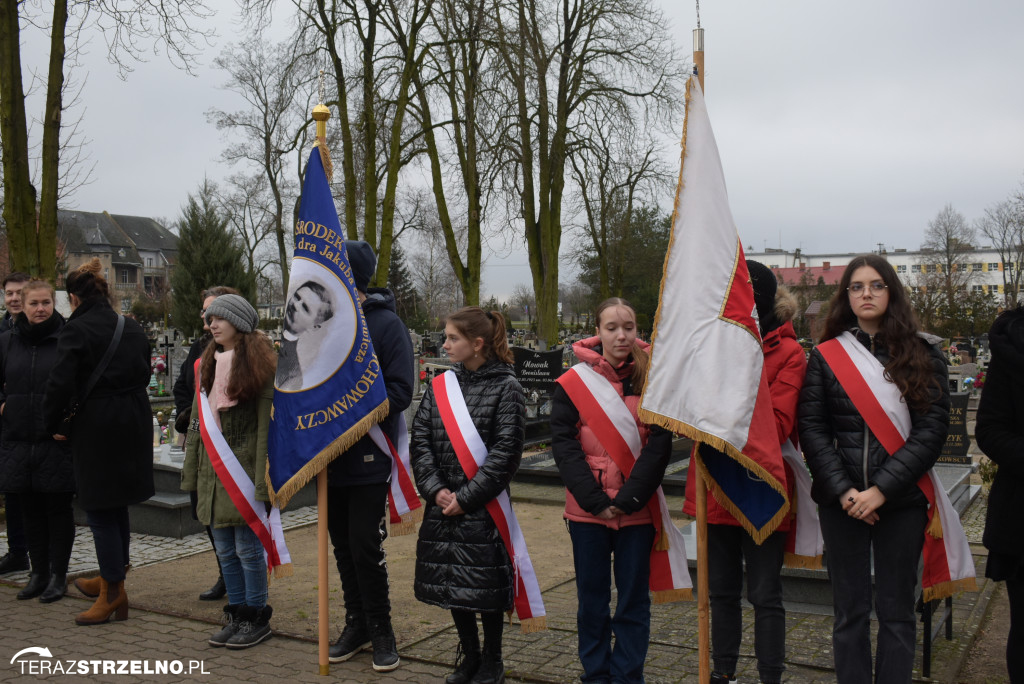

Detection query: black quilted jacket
(0, 312), (74, 493)
(411, 359), (525, 612)
(799, 329), (950, 510)
(977, 307), (1024, 558)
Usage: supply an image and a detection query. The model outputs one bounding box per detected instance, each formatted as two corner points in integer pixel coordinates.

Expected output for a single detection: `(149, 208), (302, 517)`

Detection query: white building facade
(746, 247), (1022, 305)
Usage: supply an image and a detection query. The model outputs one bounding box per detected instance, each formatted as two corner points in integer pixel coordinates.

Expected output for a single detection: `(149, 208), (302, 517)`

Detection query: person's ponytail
(489, 311), (513, 363)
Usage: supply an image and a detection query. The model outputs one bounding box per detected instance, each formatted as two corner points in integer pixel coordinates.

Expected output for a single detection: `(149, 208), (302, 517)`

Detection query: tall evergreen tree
(387, 239), (424, 330)
(170, 181), (255, 336)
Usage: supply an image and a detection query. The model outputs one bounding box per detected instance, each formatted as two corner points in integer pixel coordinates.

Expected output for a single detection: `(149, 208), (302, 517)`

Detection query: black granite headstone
(938, 392), (970, 465)
(512, 346), (563, 389)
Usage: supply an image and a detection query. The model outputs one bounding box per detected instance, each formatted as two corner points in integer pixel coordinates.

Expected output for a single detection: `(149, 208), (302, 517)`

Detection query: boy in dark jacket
(326, 241), (415, 672)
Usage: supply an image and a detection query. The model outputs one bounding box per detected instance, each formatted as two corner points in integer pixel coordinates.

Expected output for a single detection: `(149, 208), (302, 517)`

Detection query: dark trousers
(452, 609), (504, 655)
(820, 504), (927, 684)
(569, 520), (655, 684)
(3, 492), (28, 554)
(327, 483), (391, 622)
(85, 507), (131, 582)
(1007, 576), (1024, 683)
(708, 524), (786, 682)
(22, 492), (75, 575)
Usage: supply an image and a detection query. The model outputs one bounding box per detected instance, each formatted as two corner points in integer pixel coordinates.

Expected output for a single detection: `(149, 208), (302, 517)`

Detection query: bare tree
(568, 109), (670, 300)
(408, 213), (464, 327)
(490, 0), (685, 348)
(1, 0), (214, 278)
(921, 204), (977, 315)
(207, 36), (311, 299)
(977, 198), (1024, 306)
(215, 173), (283, 286)
(509, 282), (535, 325)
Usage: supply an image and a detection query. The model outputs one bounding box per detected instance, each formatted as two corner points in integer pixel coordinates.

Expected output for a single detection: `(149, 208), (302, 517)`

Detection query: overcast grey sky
(19, 1), (1024, 298)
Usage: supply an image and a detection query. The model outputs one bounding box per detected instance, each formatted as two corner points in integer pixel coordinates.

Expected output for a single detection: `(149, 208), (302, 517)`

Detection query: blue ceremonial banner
(267, 145), (389, 509)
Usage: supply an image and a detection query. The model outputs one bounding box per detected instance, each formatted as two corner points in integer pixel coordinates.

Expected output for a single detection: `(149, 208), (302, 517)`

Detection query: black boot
(446, 643), (482, 684)
(17, 573), (49, 600)
(0, 551), (29, 574)
(368, 618), (400, 672)
(470, 649), (505, 684)
(199, 576), (226, 601)
(226, 605), (273, 649)
(39, 573), (67, 603)
(328, 612), (371, 663)
(208, 604), (243, 647)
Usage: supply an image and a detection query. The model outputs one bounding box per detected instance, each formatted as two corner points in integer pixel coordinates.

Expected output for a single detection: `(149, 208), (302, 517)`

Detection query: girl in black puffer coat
(411, 307), (525, 684)
(976, 304), (1024, 682)
(0, 280), (74, 604)
(799, 254), (949, 684)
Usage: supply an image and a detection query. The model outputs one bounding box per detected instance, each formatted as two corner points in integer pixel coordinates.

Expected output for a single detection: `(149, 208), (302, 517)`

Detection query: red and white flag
(639, 76), (789, 541)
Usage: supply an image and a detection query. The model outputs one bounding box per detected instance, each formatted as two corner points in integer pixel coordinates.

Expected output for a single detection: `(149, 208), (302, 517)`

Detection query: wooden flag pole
(695, 449), (711, 681)
(313, 93), (332, 676)
(317, 470), (330, 675)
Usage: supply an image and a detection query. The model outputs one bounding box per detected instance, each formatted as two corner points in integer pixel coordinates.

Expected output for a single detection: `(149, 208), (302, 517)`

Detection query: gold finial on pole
(313, 69), (330, 142)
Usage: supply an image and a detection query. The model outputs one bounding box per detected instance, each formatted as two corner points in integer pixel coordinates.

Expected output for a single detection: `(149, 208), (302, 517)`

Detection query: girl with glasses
(799, 254), (953, 683)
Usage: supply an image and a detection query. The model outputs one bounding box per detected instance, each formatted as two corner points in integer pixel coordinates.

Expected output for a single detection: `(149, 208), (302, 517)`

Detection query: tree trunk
(0, 0), (39, 275)
(37, 0), (69, 282)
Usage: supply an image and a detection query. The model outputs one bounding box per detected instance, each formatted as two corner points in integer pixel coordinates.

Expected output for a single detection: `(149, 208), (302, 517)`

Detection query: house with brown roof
(58, 210), (177, 314)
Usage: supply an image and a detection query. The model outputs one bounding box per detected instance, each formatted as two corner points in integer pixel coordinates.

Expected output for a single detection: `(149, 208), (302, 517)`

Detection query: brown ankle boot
(74, 566), (130, 598)
(75, 579), (129, 625)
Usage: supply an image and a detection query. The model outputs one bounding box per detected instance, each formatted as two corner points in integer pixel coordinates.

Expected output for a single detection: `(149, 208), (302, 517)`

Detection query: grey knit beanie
(205, 294), (259, 333)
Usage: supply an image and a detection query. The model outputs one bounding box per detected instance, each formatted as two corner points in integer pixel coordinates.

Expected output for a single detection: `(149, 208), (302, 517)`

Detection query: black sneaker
(0, 551), (29, 574)
(368, 619), (400, 672)
(208, 604), (242, 647)
(226, 605), (273, 649)
(470, 650), (505, 684)
(710, 672), (737, 684)
(328, 614), (371, 663)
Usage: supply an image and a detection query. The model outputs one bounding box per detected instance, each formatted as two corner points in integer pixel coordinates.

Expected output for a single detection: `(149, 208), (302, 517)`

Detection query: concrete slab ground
(1, 484), (995, 683)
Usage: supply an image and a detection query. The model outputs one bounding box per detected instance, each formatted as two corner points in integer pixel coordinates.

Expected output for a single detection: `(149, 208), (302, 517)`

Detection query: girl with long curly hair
(799, 254), (952, 682)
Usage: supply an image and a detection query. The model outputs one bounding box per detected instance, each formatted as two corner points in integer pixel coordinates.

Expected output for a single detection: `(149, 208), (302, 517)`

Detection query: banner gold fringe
(922, 576), (978, 603)
(652, 587), (693, 604)
(689, 444), (790, 546)
(653, 525), (670, 551)
(926, 507), (944, 539)
(389, 504), (424, 537)
(642, 77), (693, 371)
(314, 140), (334, 184)
(273, 562), (294, 579)
(519, 616), (547, 634)
(783, 552), (823, 570)
(267, 399), (390, 510)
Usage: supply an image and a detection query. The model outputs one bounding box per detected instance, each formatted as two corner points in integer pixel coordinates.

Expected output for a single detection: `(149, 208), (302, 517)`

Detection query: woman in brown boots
(43, 258), (154, 625)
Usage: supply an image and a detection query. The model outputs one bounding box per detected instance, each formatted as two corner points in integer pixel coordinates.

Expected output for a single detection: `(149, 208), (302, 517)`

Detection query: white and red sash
(781, 438), (824, 569)
(432, 371), (546, 632)
(817, 332), (976, 601)
(367, 415), (423, 535)
(430, 370), (548, 634)
(556, 363), (693, 604)
(195, 360), (292, 577)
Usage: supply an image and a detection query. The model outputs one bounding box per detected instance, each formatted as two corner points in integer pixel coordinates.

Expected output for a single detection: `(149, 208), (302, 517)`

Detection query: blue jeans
(211, 525), (268, 608)
(569, 521), (655, 684)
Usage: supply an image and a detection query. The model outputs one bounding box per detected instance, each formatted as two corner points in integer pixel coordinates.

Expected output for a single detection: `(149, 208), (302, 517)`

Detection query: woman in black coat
(43, 258), (153, 626)
(411, 307), (525, 684)
(976, 304), (1024, 682)
(799, 255), (949, 684)
(0, 280), (74, 603)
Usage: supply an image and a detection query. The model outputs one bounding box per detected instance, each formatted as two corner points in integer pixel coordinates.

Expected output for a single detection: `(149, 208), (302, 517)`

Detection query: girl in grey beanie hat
(204, 294), (260, 334)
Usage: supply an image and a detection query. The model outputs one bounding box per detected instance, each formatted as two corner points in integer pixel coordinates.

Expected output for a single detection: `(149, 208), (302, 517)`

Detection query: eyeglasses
(199, 309), (207, 319)
(847, 281), (888, 297)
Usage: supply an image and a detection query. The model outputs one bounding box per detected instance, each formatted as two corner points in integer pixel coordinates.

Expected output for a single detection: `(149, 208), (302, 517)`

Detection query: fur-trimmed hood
(774, 285), (798, 324)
